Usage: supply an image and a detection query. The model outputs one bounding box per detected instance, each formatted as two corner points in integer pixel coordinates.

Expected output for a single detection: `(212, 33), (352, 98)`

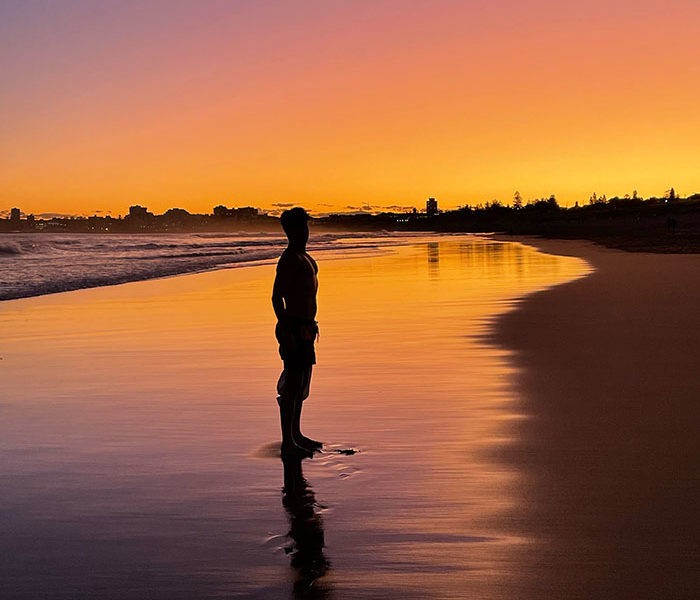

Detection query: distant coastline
(3, 193), (699, 253)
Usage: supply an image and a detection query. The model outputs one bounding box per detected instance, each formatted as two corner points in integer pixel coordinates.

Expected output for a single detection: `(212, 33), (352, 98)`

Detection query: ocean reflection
(281, 457), (332, 598)
(426, 242), (440, 279)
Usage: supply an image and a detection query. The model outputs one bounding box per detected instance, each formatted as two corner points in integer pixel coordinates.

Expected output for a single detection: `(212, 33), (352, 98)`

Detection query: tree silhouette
(513, 191), (523, 210)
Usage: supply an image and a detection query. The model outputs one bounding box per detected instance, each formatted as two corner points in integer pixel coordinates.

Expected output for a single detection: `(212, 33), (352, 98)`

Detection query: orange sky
(1, 1), (699, 216)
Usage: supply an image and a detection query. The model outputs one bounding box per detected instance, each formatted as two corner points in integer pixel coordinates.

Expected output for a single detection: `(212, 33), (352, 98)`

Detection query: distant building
(10, 207), (21, 224)
(124, 205), (154, 229)
(426, 197), (438, 216)
(237, 206), (259, 220)
(213, 205), (229, 218)
(128, 205), (150, 219)
(212, 205), (260, 220)
(163, 208), (190, 219)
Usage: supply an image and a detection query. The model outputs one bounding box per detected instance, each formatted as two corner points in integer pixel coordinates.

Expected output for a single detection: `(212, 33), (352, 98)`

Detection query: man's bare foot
(298, 435), (323, 450)
(280, 442), (313, 458)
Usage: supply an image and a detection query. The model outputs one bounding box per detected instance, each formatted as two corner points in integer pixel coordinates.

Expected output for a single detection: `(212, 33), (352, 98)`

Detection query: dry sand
(491, 236), (700, 599)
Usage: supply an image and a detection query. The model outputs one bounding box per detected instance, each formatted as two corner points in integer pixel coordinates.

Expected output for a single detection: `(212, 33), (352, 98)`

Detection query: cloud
(35, 212), (82, 219)
(385, 205), (416, 212)
(271, 202), (295, 208)
(341, 205), (376, 214)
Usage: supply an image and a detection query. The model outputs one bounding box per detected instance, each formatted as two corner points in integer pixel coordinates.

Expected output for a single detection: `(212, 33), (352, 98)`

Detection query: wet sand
(491, 237), (700, 599)
(3, 235), (697, 598)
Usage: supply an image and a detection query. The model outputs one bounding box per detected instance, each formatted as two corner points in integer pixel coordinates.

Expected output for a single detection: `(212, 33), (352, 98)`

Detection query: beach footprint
(253, 441), (360, 460)
(313, 444), (362, 480)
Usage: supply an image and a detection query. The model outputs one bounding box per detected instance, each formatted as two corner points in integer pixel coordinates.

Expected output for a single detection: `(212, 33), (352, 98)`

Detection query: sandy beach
(1, 235), (698, 599)
(491, 236), (700, 599)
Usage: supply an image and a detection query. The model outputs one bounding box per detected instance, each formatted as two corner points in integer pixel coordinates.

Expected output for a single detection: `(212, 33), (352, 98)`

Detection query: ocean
(0, 231), (407, 301)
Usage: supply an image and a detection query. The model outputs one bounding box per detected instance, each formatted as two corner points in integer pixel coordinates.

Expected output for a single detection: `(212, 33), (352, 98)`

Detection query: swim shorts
(275, 318), (318, 369)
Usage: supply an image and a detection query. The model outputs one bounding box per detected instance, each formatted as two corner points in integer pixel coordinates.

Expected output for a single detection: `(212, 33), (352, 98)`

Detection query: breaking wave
(0, 231), (413, 301)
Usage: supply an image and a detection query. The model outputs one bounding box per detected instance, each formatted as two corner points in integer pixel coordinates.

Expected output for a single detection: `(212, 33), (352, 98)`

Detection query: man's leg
(291, 367), (322, 450)
(277, 368), (312, 457)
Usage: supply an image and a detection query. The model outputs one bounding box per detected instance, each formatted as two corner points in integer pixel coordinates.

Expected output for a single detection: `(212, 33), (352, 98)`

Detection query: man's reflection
(282, 456), (331, 598)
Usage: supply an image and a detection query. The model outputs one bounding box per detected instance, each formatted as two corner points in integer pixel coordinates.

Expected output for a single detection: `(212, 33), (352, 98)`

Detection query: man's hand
(275, 320), (298, 350)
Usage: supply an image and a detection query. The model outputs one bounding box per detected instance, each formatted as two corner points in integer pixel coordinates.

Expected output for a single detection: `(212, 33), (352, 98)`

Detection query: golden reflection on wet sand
(0, 236), (589, 599)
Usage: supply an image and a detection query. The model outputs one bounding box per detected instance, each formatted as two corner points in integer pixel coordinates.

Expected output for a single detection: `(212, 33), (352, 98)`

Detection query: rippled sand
(1, 236), (589, 599)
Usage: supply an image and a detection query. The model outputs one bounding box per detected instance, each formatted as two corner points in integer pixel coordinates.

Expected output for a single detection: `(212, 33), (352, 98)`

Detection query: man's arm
(272, 254), (292, 321)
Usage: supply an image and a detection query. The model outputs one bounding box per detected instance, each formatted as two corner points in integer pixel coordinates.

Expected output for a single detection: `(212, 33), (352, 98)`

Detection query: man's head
(280, 207), (311, 246)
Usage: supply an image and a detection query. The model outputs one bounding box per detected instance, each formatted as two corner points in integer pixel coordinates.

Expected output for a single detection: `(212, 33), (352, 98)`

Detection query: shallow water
(0, 231), (408, 300)
(0, 236), (589, 599)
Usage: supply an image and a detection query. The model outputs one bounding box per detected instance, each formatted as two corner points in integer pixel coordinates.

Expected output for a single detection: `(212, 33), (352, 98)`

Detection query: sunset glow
(2, 0), (699, 216)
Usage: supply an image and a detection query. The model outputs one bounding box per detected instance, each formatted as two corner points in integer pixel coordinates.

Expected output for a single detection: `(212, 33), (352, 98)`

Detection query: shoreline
(3, 228), (697, 304)
(487, 224), (700, 254)
(488, 235), (700, 599)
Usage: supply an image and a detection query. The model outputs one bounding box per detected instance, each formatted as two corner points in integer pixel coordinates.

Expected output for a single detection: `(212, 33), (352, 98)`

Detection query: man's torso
(279, 249), (318, 321)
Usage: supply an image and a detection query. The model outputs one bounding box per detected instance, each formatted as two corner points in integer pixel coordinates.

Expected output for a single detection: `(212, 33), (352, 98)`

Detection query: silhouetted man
(273, 207), (322, 457)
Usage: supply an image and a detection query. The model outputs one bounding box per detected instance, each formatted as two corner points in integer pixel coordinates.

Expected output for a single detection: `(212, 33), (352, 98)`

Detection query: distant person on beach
(273, 207), (322, 457)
